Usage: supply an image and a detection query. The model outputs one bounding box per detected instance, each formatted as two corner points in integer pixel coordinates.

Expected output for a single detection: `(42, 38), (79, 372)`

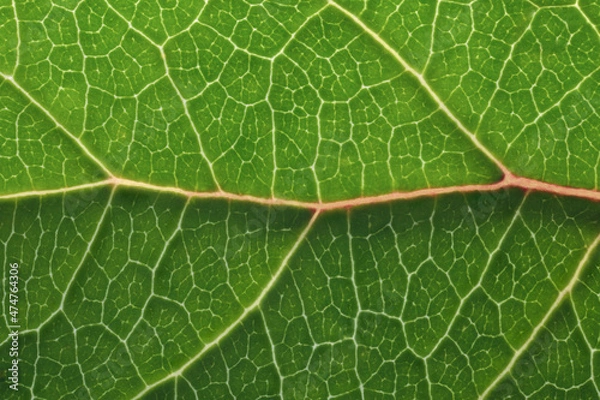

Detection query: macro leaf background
(1, 0), (600, 399)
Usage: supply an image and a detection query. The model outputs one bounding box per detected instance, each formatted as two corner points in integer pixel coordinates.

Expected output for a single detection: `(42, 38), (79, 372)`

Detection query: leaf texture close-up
(1, 0), (600, 399)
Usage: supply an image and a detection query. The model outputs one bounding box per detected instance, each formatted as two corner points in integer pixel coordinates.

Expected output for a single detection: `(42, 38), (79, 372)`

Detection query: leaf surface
(1, 1), (600, 399)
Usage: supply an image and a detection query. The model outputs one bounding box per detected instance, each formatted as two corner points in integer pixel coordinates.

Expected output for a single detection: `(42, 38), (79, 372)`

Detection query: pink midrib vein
(110, 174), (600, 210)
(3, 173), (595, 210)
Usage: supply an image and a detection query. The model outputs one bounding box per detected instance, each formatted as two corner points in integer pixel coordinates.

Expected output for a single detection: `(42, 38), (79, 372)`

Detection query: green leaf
(1, 1), (600, 399)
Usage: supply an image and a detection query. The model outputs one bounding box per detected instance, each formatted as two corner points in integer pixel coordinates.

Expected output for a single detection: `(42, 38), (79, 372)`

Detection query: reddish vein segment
(2, 174), (598, 208)
(112, 175), (599, 209)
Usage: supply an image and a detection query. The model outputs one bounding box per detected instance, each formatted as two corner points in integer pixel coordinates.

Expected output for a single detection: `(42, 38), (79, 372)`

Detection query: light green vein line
(569, 292), (600, 395)
(161, 55), (223, 192)
(260, 308), (284, 399)
(0, 186), (116, 347)
(0, 73), (114, 178)
(96, 1), (222, 191)
(103, 0), (161, 47)
(479, 232), (600, 399)
(172, 0), (208, 40)
(577, 0), (600, 39)
(328, 0), (512, 178)
(0, 181), (112, 200)
(269, 62), (277, 198)
(124, 196), (191, 385)
(132, 209), (321, 400)
(267, 2), (329, 201)
(45, 186), (115, 314)
(347, 210), (366, 400)
(11, 0), (19, 74)
(425, 192), (528, 359)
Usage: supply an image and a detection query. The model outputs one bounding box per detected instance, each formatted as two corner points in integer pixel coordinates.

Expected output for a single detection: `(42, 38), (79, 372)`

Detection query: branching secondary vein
(0, 73), (115, 179)
(327, 0), (513, 179)
(479, 232), (600, 399)
(131, 209), (322, 399)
